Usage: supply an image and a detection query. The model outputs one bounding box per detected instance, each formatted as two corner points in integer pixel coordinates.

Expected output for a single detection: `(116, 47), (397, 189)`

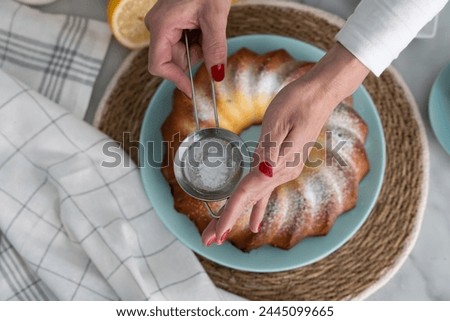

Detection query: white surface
(36, 0), (450, 300)
(15, 0), (58, 5)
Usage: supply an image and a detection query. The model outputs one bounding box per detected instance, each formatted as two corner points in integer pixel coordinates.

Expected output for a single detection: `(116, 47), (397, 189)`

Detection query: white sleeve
(336, 0), (448, 76)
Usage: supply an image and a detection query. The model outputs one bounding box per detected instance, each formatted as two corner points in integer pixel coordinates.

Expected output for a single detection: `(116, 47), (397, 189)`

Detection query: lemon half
(107, 0), (157, 50)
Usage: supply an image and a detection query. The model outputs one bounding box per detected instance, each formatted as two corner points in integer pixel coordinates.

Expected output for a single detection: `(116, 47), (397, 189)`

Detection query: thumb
(254, 123), (289, 176)
(199, 13), (228, 82)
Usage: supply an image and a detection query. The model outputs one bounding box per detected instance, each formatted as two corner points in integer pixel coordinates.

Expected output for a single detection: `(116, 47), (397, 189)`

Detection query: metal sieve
(173, 31), (250, 218)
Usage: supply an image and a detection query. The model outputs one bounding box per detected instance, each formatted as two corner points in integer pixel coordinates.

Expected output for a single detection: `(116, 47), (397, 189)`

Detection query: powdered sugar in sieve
(183, 137), (243, 193)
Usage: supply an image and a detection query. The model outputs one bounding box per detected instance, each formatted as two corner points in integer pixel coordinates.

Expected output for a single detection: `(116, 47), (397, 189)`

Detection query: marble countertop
(38, 0), (450, 300)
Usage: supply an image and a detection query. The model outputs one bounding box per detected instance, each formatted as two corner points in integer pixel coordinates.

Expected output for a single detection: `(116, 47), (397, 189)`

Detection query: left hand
(201, 43), (370, 246)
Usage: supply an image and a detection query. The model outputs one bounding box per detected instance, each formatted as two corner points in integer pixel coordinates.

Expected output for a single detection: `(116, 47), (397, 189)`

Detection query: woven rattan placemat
(94, 0), (429, 300)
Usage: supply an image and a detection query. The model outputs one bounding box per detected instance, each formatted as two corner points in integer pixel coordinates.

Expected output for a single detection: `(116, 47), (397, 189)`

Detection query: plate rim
(139, 34), (386, 273)
(429, 62), (450, 155)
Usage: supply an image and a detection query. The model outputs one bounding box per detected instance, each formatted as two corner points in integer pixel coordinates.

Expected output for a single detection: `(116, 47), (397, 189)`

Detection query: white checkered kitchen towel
(0, 0), (109, 118)
(0, 0), (222, 300)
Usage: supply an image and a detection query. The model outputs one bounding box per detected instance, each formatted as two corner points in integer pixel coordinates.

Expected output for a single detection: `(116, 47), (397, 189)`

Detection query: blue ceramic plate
(139, 35), (386, 272)
(429, 62), (450, 155)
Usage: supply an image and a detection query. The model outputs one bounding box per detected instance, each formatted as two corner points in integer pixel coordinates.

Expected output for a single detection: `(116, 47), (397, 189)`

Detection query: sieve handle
(204, 201), (227, 219)
(210, 80), (220, 128)
(184, 30), (200, 131)
(184, 30), (220, 130)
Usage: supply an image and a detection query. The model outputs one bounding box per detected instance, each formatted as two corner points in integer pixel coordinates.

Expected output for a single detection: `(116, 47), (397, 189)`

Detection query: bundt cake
(161, 48), (370, 252)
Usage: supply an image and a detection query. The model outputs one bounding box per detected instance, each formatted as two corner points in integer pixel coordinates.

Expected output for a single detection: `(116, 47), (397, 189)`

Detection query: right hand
(145, 0), (232, 97)
(200, 43), (370, 246)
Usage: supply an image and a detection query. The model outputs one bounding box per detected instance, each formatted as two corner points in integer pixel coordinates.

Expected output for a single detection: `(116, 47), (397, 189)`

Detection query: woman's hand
(201, 43), (370, 246)
(145, 0), (232, 97)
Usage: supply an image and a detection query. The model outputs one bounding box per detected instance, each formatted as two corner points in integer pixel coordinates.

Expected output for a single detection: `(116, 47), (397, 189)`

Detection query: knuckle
(144, 10), (151, 22)
(268, 151), (278, 164)
(204, 42), (227, 60)
(144, 3), (161, 23)
(235, 186), (256, 207)
(144, 7), (157, 25)
(147, 62), (158, 76)
(235, 185), (250, 200)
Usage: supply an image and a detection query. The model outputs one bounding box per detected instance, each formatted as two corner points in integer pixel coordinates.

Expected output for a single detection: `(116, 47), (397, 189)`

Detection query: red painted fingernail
(211, 64), (225, 82)
(258, 223), (262, 233)
(220, 229), (230, 243)
(259, 161), (273, 177)
(206, 237), (216, 247)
